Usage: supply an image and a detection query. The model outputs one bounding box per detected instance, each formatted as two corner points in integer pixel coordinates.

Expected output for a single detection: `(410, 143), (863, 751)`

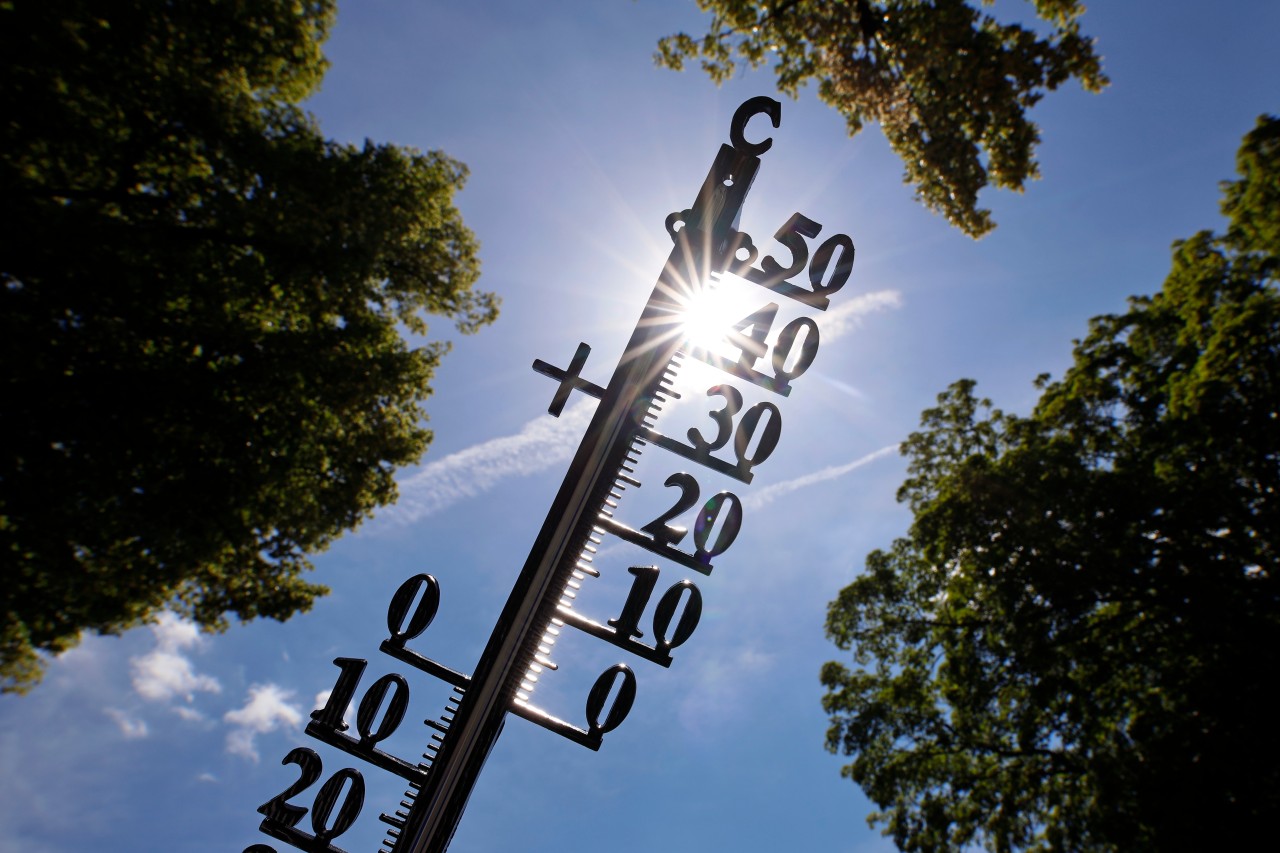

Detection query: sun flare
(676, 277), (759, 355)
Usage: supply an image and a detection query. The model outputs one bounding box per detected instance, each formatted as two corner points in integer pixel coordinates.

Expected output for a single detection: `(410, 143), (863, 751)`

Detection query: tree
(821, 116), (1280, 851)
(0, 1), (497, 691)
(657, 0), (1107, 237)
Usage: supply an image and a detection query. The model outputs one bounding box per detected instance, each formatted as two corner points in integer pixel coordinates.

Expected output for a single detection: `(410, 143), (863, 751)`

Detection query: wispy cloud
(130, 612), (221, 704)
(104, 707), (149, 739)
(381, 399), (595, 526)
(744, 444), (899, 511)
(223, 683), (304, 762)
(381, 289), (901, 526)
(817, 289), (901, 341)
(677, 646), (776, 736)
(173, 705), (206, 722)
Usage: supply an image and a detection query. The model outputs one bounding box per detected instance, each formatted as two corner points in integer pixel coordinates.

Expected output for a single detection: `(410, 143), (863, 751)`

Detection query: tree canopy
(821, 115), (1280, 850)
(657, 0), (1107, 237)
(0, 1), (496, 691)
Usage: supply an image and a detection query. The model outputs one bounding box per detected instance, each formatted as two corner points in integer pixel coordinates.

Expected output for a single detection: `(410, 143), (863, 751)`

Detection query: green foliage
(657, 0), (1107, 237)
(822, 117), (1280, 850)
(0, 1), (497, 691)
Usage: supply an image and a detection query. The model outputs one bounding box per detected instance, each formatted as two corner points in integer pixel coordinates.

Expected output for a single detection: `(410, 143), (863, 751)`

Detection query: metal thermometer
(245, 94), (857, 853)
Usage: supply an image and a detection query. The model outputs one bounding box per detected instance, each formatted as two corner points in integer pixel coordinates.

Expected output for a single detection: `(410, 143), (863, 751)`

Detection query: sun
(676, 276), (759, 355)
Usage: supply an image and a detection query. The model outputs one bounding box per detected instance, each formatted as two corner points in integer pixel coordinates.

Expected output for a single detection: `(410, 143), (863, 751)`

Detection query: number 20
(641, 472), (743, 563)
(256, 747), (364, 845)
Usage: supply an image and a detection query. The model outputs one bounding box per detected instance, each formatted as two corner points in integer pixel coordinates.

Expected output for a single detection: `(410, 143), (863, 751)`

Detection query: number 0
(585, 664), (637, 734)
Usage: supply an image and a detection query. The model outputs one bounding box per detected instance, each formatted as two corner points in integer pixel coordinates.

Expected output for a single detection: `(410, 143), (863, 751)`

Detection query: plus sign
(532, 342), (605, 416)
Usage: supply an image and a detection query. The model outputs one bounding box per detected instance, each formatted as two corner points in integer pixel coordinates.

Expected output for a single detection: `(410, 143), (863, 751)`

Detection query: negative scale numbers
(251, 747), (364, 853)
(246, 576), (447, 853)
(244, 569), (660, 852)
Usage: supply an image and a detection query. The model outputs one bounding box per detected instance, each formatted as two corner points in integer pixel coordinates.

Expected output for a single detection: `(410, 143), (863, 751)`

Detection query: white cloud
(225, 729), (258, 762)
(382, 399), (595, 526)
(104, 708), (148, 739)
(130, 613), (221, 704)
(223, 683), (304, 763)
(131, 650), (220, 703)
(172, 706), (206, 722)
(745, 444), (899, 511)
(150, 611), (202, 649)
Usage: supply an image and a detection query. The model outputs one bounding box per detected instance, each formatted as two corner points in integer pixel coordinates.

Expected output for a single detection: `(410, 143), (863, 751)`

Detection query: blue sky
(2, 3), (1277, 852)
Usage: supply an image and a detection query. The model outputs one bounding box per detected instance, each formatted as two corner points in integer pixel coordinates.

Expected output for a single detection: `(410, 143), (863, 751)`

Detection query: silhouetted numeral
(639, 473), (745, 562)
(680, 387), (781, 480)
(559, 564), (704, 666)
(310, 658), (364, 732)
(803, 233), (854, 309)
(256, 750), (364, 848)
(652, 580), (702, 650)
(305, 659), (424, 785)
(386, 573), (441, 644)
(771, 316), (819, 382)
(354, 673), (409, 746)
(606, 567), (704, 653)
(728, 213), (854, 310)
(379, 573), (470, 689)
(692, 304), (821, 395)
(258, 747), (321, 827)
(640, 472), (699, 546)
(693, 491), (743, 561)
(733, 212), (821, 286)
(687, 386), (743, 454)
(311, 659), (409, 747)
(310, 768), (364, 843)
(726, 303), (778, 370)
(585, 664), (637, 734)
(607, 565), (661, 639)
(732, 401), (782, 475)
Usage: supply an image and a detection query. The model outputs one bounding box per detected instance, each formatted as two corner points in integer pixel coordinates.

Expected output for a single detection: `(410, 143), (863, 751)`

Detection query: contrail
(379, 288), (903, 525)
(379, 401), (594, 526)
(744, 444), (899, 511)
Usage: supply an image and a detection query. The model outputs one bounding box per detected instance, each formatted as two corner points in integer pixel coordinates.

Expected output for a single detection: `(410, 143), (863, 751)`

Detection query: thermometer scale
(244, 95), (856, 853)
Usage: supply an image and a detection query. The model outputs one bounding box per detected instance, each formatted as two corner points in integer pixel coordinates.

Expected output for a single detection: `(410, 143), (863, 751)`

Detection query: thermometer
(245, 95), (855, 853)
